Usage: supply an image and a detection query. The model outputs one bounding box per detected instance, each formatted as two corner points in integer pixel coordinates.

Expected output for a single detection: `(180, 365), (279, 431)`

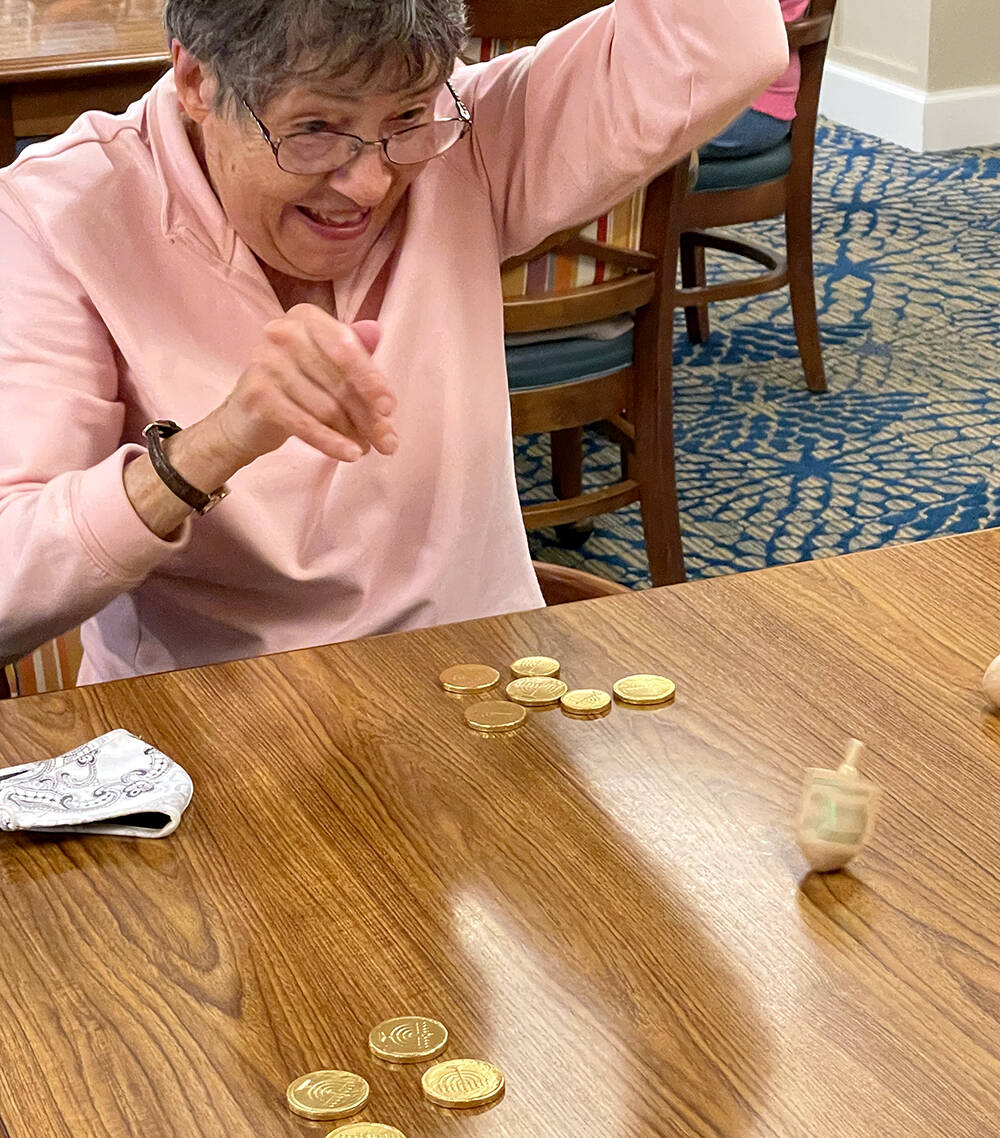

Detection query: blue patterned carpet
(516, 121), (1000, 587)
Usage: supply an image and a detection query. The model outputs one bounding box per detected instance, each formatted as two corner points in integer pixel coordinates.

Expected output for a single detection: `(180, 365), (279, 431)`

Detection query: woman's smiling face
(173, 43), (444, 282)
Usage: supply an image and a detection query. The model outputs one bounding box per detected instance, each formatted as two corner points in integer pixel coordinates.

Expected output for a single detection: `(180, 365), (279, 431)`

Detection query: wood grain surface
(0, 0), (168, 80)
(2, 531), (1000, 1137)
(0, 0), (168, 162)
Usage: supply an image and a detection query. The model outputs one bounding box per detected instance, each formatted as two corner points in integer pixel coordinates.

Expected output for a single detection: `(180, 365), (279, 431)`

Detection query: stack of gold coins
(612, 674), (676, 705)
(285, 1018), (506, 1134)
(421, 1058), (505, 1109)
(286, 1071), (370, 1121)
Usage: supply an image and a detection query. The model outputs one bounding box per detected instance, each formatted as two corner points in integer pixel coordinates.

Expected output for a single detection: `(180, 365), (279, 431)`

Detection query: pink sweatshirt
(754, 0), (809, 121)
(0, 0), (786, 685)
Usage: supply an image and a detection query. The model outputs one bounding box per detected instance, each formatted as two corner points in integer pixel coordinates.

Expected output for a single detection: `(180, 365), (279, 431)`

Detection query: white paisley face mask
(0, 729), (194, 839)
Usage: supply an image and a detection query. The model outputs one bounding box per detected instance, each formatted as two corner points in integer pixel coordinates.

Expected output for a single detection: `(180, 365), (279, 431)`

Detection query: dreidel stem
(838, 737), (864, 777)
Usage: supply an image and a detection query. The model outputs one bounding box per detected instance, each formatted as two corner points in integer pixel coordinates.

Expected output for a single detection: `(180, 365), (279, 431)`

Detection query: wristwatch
(142, 420), (229, 515)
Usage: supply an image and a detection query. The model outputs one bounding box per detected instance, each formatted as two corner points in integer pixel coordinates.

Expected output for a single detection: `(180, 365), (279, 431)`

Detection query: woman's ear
(171, 40), (217, 125)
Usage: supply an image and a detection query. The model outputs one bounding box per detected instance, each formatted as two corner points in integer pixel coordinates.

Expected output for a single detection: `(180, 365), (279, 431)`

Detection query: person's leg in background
(699, 108), (791, 160)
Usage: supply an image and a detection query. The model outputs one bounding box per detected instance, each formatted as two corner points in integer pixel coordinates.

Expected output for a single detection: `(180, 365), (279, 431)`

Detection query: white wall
(828, 0), (931, 89)
(819, 0), (1000, 151)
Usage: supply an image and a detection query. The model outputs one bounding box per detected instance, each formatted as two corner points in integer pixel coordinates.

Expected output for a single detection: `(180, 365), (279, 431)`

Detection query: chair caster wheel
(554, 519), (595, 549)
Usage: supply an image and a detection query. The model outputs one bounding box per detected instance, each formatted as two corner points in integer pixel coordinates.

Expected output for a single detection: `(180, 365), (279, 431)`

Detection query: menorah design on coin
(285, 1070), (370, 1119)
(561, 688), (612, 713)
(506, 677), (568, 705)
(421, 1058), (505, 1108)
(368, 1016), (448, 1063)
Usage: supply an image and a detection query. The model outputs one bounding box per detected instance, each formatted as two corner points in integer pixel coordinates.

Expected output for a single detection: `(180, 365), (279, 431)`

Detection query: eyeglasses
(239, 80), (472, 176)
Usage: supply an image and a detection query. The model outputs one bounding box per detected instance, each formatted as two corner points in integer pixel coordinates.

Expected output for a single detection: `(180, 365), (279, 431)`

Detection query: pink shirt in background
(0, 0), (788, 685)
(754, 0), (810, 120)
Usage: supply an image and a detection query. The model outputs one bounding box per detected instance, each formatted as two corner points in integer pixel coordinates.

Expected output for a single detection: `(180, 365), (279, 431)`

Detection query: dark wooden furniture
(678, 0), (837, 391)
(504, 161), (691, 588)
(3, 530), (1000, 1136)
(532, 558), (631, 604)
(0, 0), (169, 165)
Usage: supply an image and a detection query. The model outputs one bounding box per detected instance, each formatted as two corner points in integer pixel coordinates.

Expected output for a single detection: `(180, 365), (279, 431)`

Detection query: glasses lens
(385, 120), (465, 165)
(277, 133), (361, 175)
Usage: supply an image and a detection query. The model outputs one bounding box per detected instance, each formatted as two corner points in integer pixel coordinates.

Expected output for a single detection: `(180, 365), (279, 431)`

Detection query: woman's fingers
(223, 305), (398, 466)
(269, 389), (372, 464)
(279, 371), (375, 455)
(278, 307), (398, 454)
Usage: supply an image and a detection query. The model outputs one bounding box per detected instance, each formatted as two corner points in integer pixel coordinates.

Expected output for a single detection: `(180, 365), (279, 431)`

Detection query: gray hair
(164, 0), (469, 112)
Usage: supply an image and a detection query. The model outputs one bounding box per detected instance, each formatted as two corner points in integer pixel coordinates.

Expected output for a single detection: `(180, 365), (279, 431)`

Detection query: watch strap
(142, 420), (229, 515)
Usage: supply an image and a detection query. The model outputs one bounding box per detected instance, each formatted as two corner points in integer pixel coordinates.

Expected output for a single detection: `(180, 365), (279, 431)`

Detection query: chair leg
(785, 197), (827, 393)
(633, 322), (685, 587)
(679, 232), (711, 343)
(551, 427), (583, 499)
(634, 431), (685, 584)
(551, 427), (594, 549)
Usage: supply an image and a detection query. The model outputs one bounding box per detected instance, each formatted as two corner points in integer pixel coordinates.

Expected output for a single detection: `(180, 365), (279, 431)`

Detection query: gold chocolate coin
(510, 655), (561, 678)
(613, 674), (676, 705)
(369, 1016), (448, 1063)
(286, 1070), (370, 1120)
(326, 1127), (407, 1138)
(421, 1058), (505, 1109)
(464, 700), (527, 732)
(440, 664), (501, 693)
(505, 676), (568, 706)
(560, 688), (612, 714)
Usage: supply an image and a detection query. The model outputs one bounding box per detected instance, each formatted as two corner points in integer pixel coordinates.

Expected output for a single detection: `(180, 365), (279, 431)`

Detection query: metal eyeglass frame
(238, 79), (472, 174)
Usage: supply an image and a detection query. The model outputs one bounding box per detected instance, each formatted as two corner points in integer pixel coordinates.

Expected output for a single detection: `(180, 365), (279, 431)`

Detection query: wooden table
(0, 0), (168, 164)
(2, 531), (1000, 1137)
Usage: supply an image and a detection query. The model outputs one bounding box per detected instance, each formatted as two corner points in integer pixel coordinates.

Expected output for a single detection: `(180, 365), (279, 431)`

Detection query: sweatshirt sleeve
(0, 195), (190, 666)
(454, 0), (789, 261)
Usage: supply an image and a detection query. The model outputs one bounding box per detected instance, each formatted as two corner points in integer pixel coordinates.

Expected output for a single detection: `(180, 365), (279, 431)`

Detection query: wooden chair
(533, 560), (631, 605)
(466, 0), (689, 587)
(677, 0), (837, 391)
(2, 627), (83, 699)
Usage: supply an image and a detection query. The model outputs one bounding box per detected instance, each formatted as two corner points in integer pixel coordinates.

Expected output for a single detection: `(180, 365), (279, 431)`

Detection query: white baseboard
(819, 60), (1000, 152)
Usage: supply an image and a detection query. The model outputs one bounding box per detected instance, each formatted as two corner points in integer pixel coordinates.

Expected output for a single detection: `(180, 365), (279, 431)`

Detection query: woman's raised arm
(455, 0), (789, 261)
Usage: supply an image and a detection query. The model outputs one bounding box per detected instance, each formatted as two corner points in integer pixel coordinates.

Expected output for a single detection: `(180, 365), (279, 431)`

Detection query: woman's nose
(327, 144), (395, 209)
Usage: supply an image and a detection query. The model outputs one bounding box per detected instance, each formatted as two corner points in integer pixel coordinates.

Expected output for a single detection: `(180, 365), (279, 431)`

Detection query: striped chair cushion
(6, 628), (83, 696)
(464, 37), (647, 299)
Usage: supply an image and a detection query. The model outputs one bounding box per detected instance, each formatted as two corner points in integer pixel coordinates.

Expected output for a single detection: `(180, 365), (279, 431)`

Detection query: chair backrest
(3, 628), (84, 698)
(464, 18), (689, 335)
(788, 0), (837, 168)
(463, 0), (669, 332)
(466, 31), (653, 317)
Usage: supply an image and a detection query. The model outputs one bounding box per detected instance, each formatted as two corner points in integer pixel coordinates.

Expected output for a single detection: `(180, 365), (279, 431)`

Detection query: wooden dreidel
(795, 738), (880, 872)
(982, 654), (1000, 705)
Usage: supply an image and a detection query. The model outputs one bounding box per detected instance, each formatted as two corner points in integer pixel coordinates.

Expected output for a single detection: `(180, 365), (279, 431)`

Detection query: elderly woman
(0, 0), (786, 684)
